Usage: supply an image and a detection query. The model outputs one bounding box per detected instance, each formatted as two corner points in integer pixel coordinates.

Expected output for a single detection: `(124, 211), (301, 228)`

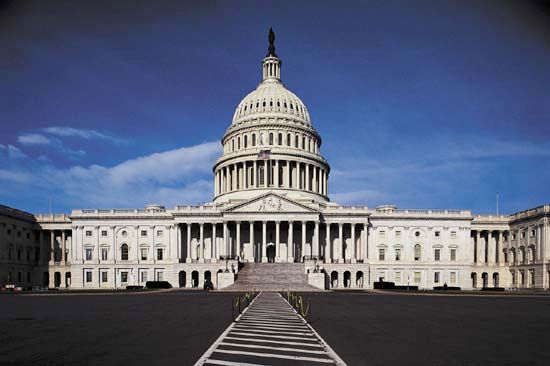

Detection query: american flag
(257, 149), (271, 160)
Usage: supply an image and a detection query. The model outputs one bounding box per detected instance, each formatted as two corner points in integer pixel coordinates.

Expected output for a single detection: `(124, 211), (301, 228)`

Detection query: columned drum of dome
(213, 29), (330, 204)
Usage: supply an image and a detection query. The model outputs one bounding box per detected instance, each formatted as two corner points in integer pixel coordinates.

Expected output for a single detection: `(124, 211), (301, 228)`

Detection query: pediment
(224, 193), (318, 214)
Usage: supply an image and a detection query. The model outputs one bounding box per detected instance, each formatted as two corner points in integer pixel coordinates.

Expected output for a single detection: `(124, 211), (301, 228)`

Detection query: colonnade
(41, 229), (71, 265)
(214, 159), (328, 196)
(179, 221), (368, 263)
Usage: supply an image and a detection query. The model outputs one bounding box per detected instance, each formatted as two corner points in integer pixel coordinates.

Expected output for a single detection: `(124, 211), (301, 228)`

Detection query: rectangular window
(450, 272), (457, 285)
(450, 249), (457, 261)
(157, 248), (163, 260)
(121, 271), (128, 283)
(379, 230), (385, 236)
(530, 269), (535, 286)
(395, 271), (402, 284)
(511, 270), (517, 285)
(156, 271), (164, 281)
(156, 230), (163, 237)
(27, 272), (31, 282)
(450, 231), (457, 238)
(141, 271), (148, 283)
(101, 248), (108, 261)
(521, 232), (525, 238)
(414, 271), (421, 284)
(378, 248), (385, 261)
(434, 249), (441, 261)
(395, 248), (401, 261)
(435, 231), (440, 237)
(85, 230), (92, 237)
(434, 272), (440, 283)
(85, 248), (93, 261)
(101, 230), (108, 237)
(141, 230), (147, 237)
(85, 271), (92, 283)
(395, 231), (401, 237)
(141, 248), (148, 260)
(531, 229), (535, 237)
(101, 271), (108, 283)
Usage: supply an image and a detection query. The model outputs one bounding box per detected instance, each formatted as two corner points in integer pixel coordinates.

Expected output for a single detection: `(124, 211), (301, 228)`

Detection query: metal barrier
(285, 290), (312, 323)
(232, 290), (257, 321)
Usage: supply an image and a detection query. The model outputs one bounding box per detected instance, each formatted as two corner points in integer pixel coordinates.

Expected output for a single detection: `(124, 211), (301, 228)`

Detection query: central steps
(224, 262), (321, 291)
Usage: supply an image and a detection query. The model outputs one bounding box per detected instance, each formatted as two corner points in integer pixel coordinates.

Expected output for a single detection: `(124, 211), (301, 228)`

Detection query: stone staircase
(224, 262), (321, 291)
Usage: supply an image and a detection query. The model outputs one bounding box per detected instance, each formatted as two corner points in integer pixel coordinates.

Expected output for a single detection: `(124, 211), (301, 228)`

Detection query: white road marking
(229, 331), (318, 341)
(212, 349), (335, 363)
(224, 336), (324, 348)
(205, 359), (268, 366)
(219, 341), (327, 354)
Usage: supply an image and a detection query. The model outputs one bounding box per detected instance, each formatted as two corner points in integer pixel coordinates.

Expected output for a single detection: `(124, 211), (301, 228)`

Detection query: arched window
(121, 244), (129, 261)
(414, 244), (421, 261)
(278, 133), (282, 145)
(252, 134), (256, 146)
(237, 137), (240, 149)
(269, 133), (273, 145)
(295, 135), (299, 148)
(231, 139), (235, 152)
(287, 133), (291, 146)
(529, 246), (536, 262)
(302, 137), (306, 149)
(244, 135), (248, 148)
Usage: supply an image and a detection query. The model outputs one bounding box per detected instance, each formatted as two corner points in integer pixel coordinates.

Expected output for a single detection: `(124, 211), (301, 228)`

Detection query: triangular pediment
(224, 193), (318, 214)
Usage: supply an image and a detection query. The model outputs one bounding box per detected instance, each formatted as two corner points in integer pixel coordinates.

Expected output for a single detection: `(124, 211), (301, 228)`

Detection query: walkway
(194, 292), (346, 365)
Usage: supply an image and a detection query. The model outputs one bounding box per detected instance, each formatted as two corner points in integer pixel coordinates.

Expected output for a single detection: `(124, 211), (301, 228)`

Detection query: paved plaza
(1, 290), (549, 365)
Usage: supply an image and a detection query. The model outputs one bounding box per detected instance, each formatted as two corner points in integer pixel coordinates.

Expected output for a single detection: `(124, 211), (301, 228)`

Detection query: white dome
(232, 79), (311, 125)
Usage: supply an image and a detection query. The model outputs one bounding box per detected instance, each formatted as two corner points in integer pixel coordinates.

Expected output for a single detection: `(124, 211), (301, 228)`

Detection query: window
(521, 232), (526, 238)
(395, 248), (401, 261)
(156, 230), (163, 237)
(101, 272), (108, 283)
(414, 272), (421, 284)
(414, 244), (421, 261)
(395, 272), (402, 284)
(237, 137), (240, 149)
(434, 272), (440, 283)
(511, 270), (517, 285)
(379, 230), (385, 236)
(17, 248), (22, 260)
(278, 133), (282, 145)
(450, 249), (457, 261)
(121, 271), (128, 283)
(85, 248), (93, 260)
(286, 134), (291, 146)
(434, 249), (440, 261)
(415, 231), (420, 237)
(244, 135), (248, 148)
(378, 248), (385, 261)
(531, 229), (535, 237)
(269, 133), (273, 145)
(101, 248), (108, 261)
(435, 231), (440, 237)
(450, 272), (457, 285)
(156, 271), (164, 281)
(395, 231), (401, 237)
(512, 233), (517, 240)
(27, 272), (31, 282)
(157, 248), (164, 260)
(121, 230), (127, 237)
(121, 244), (129, 260)
(86, 271), (92, 283)
(140, 271), (148, 283)
(450, 231), (457, 238)
(101, 230), (107, 237)
(295, 135), (299, 147)
(141, 248), (148, 260)
(252, 134), (256, 146)
(140, 230), (147, 237)
(85, 230), (92, 237)
(530, 269), (535, 286)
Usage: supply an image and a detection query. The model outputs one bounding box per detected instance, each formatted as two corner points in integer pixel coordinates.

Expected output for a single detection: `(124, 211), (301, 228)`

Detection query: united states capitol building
(1, 31), (549, 291)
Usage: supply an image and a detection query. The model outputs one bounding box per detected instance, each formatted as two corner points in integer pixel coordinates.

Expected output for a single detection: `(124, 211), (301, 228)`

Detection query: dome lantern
(262, 28), (281, 81)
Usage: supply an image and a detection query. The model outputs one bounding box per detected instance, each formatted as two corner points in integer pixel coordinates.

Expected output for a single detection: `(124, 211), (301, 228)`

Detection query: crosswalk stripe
(228, 331), (319, 341)
(219, 341), (328, 354)
(212, 349), (335, 363)
(205, 360), (268, 366)
(224, 336), (324, 348)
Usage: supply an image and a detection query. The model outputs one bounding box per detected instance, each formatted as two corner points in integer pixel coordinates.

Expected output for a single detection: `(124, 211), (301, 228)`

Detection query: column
(199, 223), (204, 262)
(351, 223), (356, 263)
(287, 160), (291, 189)
(302, 221), (307, 258)
(364, 223), (369, 259)
(325, 223), (331, 263)
(297, 162), (301, 189)
(50, 230), (54, 264)
(244, 163), (248, 189)
(263, 160), (268, 187)
(488, 230), (495, 265)
(223, 222), (228, 258)
(262, 221), (267, 262)
(274, 160), (279, 188)
(186, 223), (191, 263)
(39, 231), (45, 264)
(250, 221), (255, 261)
(214, 171), (218, 196)
(313, 166), (318, 193)
(497, 230), (503, 265)
(475, 230), (481, 264)
(275, 221), (280, 262)
(212, 223), (217, 262)
(61, 230), (66, 263)
(110, 226), (116, 264)
(338, 223), (344, 263)
(314, 221), (319, 259)
(236, 221), (241, 259)
(288, 221), (294, 262)
(485, 231), (490, 264)
(254, 161), (258, 188)
(306, 164), (310, 191)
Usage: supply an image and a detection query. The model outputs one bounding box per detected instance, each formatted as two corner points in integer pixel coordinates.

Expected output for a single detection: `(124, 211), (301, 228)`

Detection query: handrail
(232, 290), (257, 321)
(285, 290), (312, 323)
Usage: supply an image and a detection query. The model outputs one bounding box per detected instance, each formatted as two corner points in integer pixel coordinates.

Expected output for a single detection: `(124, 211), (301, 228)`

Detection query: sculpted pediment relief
(225, 193), (317, 214)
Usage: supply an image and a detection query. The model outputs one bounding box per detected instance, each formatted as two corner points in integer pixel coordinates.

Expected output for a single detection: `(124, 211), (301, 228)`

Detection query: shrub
(373, 281), (396, 289)
(433, 286), (461, 291)
(481, 287), (505, 292)
(145, 281), (172, 289)
(126, 285), (144, 290)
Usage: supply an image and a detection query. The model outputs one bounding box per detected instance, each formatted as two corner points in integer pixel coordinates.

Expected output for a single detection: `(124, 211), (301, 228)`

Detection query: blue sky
(1, 0), (549, 214)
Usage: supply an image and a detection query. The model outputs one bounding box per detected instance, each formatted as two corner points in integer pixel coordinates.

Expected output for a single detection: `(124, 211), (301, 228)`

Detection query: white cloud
(0, 144), (28, 159)
(17, 133), (51, 145)
(43, 126), (125, 143)
(0, 141), (221, 209)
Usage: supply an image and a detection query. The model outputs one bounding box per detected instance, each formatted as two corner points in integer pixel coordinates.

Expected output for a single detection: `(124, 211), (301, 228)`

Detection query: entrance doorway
(266, 244), (276, 263)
